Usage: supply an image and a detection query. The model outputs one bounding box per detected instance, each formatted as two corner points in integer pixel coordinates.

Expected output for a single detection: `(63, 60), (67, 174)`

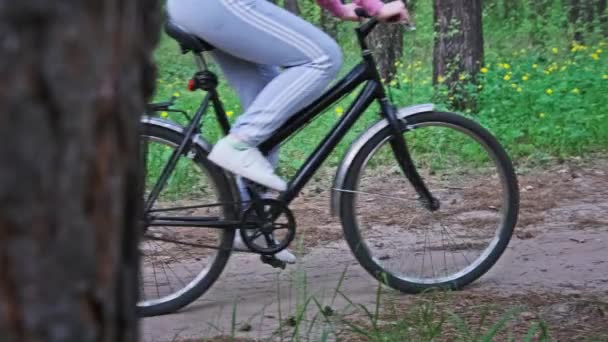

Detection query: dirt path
(142, 159), (608, 341)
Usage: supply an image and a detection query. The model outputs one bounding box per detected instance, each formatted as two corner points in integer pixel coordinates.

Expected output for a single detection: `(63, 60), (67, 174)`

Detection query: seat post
(194, 52), (209, 71)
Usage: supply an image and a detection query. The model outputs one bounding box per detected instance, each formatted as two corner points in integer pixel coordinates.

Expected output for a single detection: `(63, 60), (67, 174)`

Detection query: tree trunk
(0, 1), (160, 341)
(369, 0), (404, 82)
(599, 0), (608, 36)
(433, 0), (484, 111)
(320, 8), (339, 38)
(284, 0), (301, 15)
(567, 0), (604, 42)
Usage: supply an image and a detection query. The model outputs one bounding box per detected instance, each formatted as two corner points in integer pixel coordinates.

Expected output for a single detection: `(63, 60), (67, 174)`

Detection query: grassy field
(152, 0), (607, 179)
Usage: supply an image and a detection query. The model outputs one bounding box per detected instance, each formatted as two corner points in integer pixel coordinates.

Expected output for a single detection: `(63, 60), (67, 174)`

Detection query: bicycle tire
(339, 111), (519, 293)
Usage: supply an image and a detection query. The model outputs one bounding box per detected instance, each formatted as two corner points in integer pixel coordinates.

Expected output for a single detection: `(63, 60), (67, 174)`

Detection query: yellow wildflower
(459, 74), (466, 81)
(335, 106), (344, 116)
(511, 83), (518, 89)
(160, 111), (169, 118)
(548, 63), (558, 72)
(539, 112), (546, 118)
(551, 47), (558, 54)
(173, 92), (181, 98)
(532, 64), (538, 69)
(571, 43), (587, 52)
(503, 74), (511, 81)
(546, 88), (553, 95)
(480, 67), (489, 74)
(603, 74), (608, 79)
(596, 49), (603, 54)
(503, 63), (511, 69)
(517, 87), (523, 92)
(571, 88), (580, 94)
(437, 76), (445, 83)
(522, 75), (529, 81)
(591, 53), (600, 60)
(226, 111), (235, 117)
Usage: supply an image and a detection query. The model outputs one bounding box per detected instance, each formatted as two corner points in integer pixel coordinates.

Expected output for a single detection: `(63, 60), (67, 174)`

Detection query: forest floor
(141, 157), (608, 341)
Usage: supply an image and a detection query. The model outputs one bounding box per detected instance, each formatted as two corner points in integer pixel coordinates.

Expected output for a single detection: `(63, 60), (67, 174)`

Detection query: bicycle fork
(380, 99), (440, 212)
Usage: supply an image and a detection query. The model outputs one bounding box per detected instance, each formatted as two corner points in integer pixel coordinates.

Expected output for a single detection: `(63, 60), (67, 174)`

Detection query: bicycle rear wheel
(339, 112), (519, 292)
(138, 122), (236, 316)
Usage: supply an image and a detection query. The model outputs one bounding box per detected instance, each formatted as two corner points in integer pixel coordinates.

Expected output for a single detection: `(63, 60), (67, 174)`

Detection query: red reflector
(187, 79), (196, 91)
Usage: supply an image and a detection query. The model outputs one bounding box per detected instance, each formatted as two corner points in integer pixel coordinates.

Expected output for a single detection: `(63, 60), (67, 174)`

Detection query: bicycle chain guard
(239, 199), (296, 255)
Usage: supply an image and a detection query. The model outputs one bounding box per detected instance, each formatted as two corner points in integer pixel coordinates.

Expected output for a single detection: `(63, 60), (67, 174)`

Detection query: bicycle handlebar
(354, 7), (416, 31)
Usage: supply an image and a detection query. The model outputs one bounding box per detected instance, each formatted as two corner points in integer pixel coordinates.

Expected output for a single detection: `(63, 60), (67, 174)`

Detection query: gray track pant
(167, 0), (343, 199)
(167, 0), (343, 146)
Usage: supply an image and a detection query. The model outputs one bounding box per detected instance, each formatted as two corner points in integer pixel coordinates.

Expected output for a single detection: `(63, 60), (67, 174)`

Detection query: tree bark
(0, 1), (160, 341)
(433, 0), (484, 110)
(599, 0), (608, 36)
(284, 0), (301, 15)
(320, 8), (339, 38)
(369, 0), (405, 82)
(568, 0), (604, 42)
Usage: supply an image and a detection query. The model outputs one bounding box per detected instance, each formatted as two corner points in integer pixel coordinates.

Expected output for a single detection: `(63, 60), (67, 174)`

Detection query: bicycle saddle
(165, 21), (214, 54)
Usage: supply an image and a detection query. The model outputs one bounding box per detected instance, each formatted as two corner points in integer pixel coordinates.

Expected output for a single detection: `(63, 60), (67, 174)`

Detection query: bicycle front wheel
(339, 111), (519, 293)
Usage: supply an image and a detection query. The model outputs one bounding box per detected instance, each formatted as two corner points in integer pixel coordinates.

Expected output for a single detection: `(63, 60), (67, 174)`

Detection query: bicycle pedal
(260, 255), (286, 270)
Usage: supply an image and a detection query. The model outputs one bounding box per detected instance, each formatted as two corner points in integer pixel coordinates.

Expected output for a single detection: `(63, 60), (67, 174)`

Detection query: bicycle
(137, 14), (519, 317)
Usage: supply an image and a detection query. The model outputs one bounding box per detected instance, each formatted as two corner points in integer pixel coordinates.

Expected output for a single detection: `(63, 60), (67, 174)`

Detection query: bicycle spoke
(347, 115), (514, 288)
(138, 133), (233, 314)
(334, 188), (418, 202)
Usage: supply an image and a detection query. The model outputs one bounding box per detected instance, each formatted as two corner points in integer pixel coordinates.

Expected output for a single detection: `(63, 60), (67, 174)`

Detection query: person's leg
(209, 49), (281, 200)
(210, 48), (294, 262)
(168, 0), (342, 190)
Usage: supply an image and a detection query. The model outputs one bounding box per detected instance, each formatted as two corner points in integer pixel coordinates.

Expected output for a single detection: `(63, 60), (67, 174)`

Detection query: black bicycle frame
(146, 18), (436, 228)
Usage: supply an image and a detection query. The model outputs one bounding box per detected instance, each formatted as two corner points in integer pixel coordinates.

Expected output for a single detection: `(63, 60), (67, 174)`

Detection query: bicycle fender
(330, 104), (434, 217)
(141, 116), (213, 153)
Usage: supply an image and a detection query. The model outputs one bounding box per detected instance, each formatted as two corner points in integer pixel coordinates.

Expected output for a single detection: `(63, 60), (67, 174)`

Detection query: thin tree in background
(433, 0), (484, 110)
(600, 0), (608, 36)
(369, 0), (405, 82)
(569, 0), (607, 42)
(285, 0), (301, 15)
(320, 8), (340, 38)
(0, 1), (160, 341)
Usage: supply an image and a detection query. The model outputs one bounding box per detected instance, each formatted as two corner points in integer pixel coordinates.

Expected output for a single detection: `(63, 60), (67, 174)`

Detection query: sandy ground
(141, 158), (608, 341)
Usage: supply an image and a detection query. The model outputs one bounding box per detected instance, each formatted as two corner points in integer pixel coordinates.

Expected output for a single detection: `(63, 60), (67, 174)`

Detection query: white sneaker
(233, 230), (297, 264)
(208, 137), (287, 191)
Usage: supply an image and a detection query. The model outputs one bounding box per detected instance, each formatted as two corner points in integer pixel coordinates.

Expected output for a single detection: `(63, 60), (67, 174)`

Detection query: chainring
(239, 199), (296, 255)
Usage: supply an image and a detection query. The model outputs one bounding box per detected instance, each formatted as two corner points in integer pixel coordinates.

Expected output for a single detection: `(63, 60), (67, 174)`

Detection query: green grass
(198, 282), (552, 342)
(151, 0), (607, 186)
